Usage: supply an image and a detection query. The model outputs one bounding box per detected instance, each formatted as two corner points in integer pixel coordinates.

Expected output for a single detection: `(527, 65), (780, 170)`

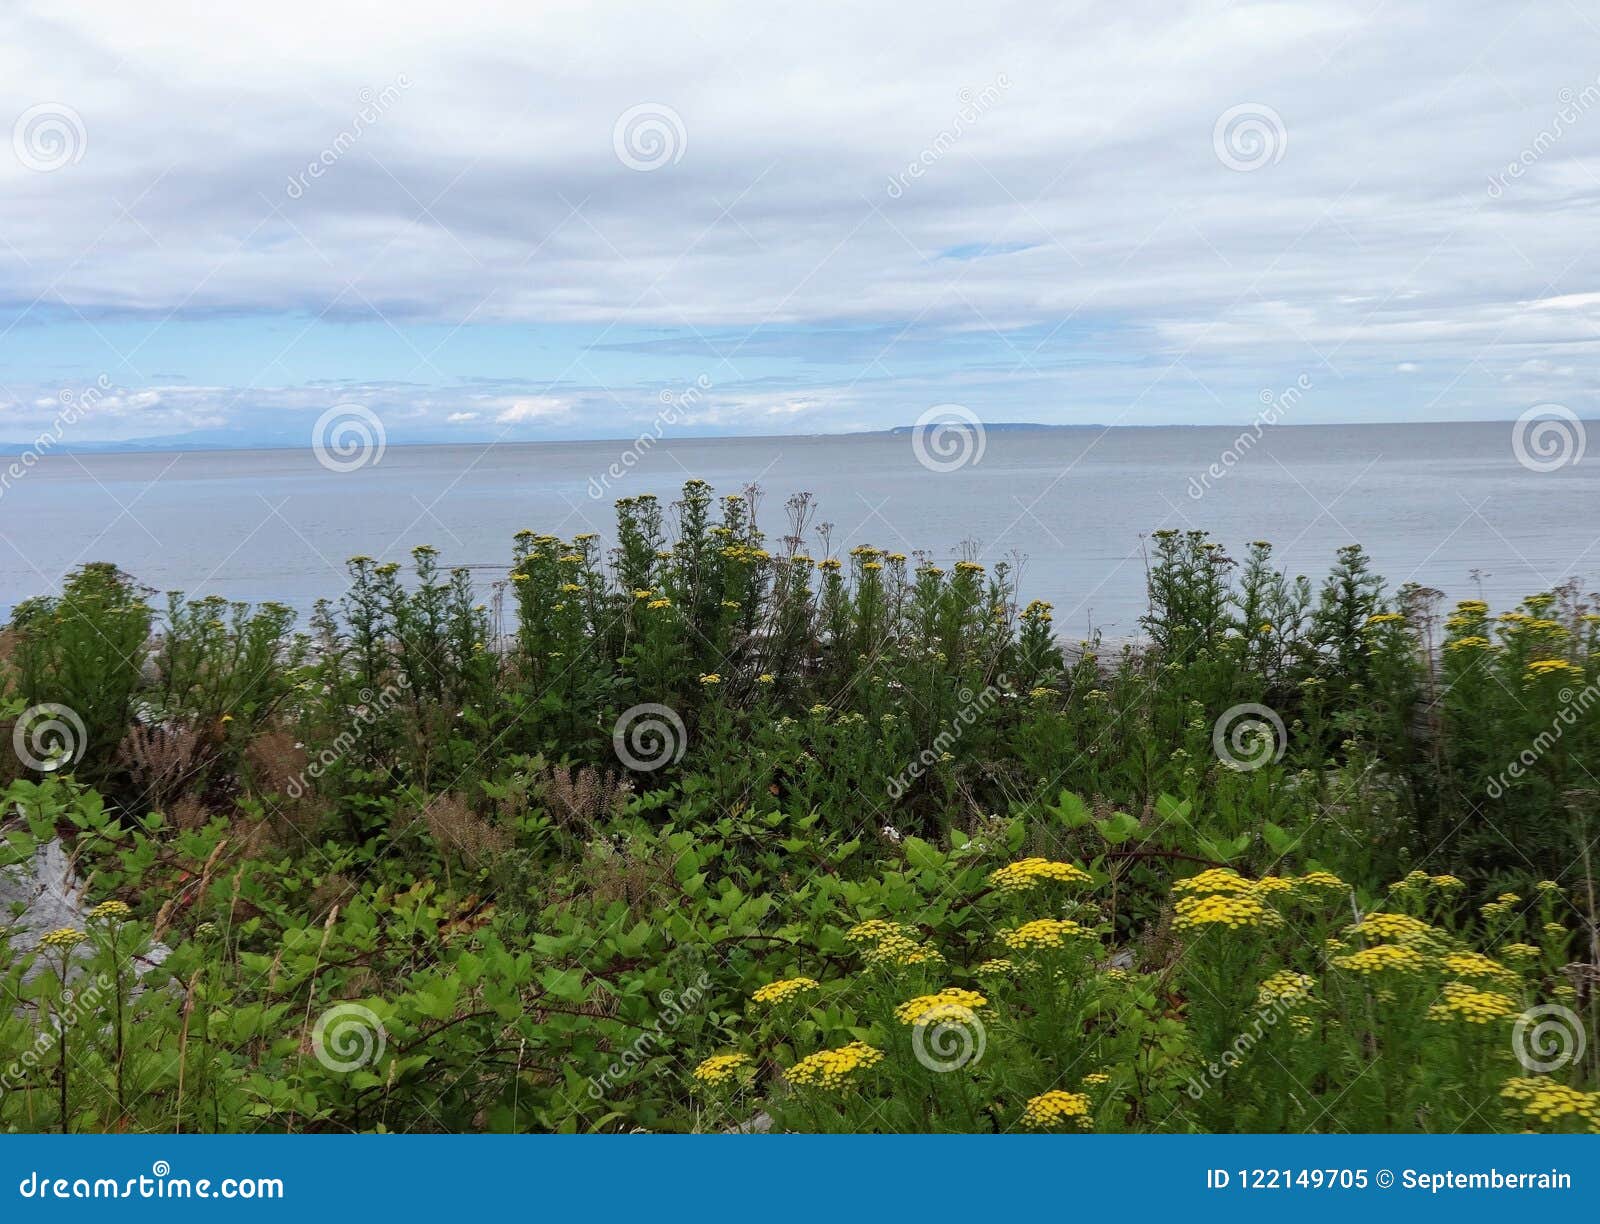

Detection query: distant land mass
(2, 421), (1113, 454)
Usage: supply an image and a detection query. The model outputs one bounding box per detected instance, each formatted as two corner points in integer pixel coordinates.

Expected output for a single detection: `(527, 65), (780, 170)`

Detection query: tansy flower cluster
(1173, 868), (1255, 896)
(1294, 870), (1348, 894)
(1437, 951), (1519, 987)
(1332, 943), (1426, 975)
(862, 933), (944, 968)
(1000, 918), (1096, 951)
(1525, 658), (1585, 683)
(1392, 870), (1463, 895)
(1173, 892), (1283, 931)
(691, 1053), (752, 1084)
(88, 899), (131, 922)
(845, 919), (917, 945)
(751, 977), (818, 1006)
(1501, 1078), (1600, 1132)
(1426, 982), (1520, 1025)
(986, 857), (1092, 893)
(786, 1042), (883, 1091)
(1256, 970), (1315, 1007)
(1346, 912), (1434, 943)
(1020, 1090), (1093, 1130)
(38, 927), (86, 951)
(894, 988), (988, 1025)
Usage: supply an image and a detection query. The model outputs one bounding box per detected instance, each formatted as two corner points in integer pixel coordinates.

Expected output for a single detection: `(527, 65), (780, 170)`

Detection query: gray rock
(2, 837), (169, 990)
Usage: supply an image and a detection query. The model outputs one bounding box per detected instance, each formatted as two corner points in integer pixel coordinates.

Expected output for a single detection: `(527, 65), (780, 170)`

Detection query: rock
(1, 836), (169, 991)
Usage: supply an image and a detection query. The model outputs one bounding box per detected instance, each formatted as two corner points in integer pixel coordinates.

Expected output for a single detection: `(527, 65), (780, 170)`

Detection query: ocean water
(2, 422), (1592, 638)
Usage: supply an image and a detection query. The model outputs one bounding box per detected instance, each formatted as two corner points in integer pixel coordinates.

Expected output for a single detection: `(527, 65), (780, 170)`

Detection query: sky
(2, 0), (1600, 446)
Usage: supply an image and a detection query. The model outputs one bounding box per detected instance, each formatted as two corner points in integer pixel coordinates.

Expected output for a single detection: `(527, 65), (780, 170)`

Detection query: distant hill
(883, 421), (1106, 435)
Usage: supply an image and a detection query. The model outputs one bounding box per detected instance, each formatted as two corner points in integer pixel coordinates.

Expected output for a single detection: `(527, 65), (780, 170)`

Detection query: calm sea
(3, 422), (1592, 639)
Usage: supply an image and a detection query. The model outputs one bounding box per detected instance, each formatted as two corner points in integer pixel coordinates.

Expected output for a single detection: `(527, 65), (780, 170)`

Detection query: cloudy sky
(2, 0), (1599, 446)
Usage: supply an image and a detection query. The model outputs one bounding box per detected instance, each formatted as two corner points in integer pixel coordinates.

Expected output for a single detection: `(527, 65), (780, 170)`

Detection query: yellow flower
(1346, 912), (1434, 942)
(1250, 876), (1295, 896)
(1501, 1078), (1600, 1131)
(691, 1053), (751, 1084)
(1081, 1071), (1112, 1088)
(756, 673), (775, 685)
(1294, 870), (1348, 894)
(751, 976), (818, 1006)
(647, 598), (672, 609)
(973, 958), (1019, 977)
(1445, 635), (1492, 651)
(38, 927), (86, 951)
(894, 988), (988, 1025)
(1438, 951), (1518, 987)
(845, 919), (917, 945)
(1021, 1089), (1093, 1130)
(699, 673), (721, 685)
(1000, 918), (1096, 951)
(560, 582), (582, 593)
(1172, 893), (1283, 931)
(1525, 658), (1584, 682)
(1256, 970), (1315, 1007)
(986, 857), (1092, 893)
(786, 1041), (882, 1091)
(88, 900), (131, 922)
(1427, 982), (1520, 1024)
(1366, 612), (1406, 626)
(1172, 868), (1255, 896)
(862, 933), (944, 968)
(1332, 943), (1426, 975)
(1502, 943), (1541, 963)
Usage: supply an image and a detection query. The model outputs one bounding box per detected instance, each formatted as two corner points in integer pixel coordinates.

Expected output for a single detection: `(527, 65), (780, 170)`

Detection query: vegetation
(1, 480), (1596, 1134)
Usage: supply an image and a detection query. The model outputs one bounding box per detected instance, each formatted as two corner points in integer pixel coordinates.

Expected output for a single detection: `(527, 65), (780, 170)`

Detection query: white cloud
(1, 0), (1598, 439)
(494, 397), (569, 424)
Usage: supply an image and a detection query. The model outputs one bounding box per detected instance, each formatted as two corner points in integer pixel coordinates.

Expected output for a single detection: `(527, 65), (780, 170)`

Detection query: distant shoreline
(0, 417), (1562, 458)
